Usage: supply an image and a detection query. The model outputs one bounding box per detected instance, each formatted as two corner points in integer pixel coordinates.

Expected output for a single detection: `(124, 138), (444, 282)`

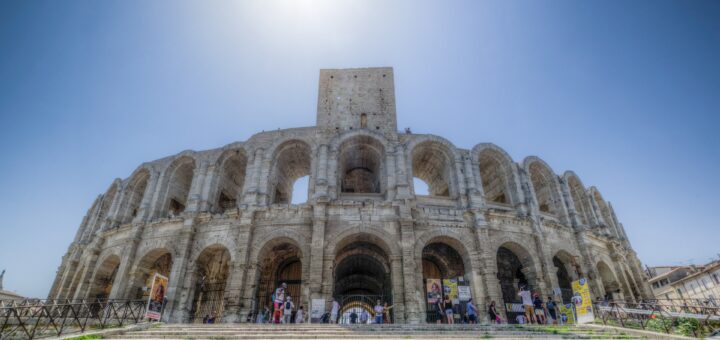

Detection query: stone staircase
(101, 323), (668, 339)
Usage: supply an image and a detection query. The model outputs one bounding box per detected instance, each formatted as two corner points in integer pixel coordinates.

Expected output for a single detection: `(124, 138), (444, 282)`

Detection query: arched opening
(478, 149), (512, 205)
(411, 141), (454, 197)
(190, 245), (230, 323)
(552, 251), (578, 303)
(528, 161), (561, 215)
(121, 170), (150, 223)
(291, 176), (309, 204)
(496, 243), (539, 323)
(567, 175), (590, 225)
(270, 141), (312, 204)
(67, 264), (86, 300)
(89, 255), (121, 300)
(421, 241), (467, 323)
(128, 249), (173, 299)
(97, 184), (118, 230)
(593, 190), (616, 231)
(413, 178), (430, 196)
(338, 135), (385, 194)
(255, 241), (303, 317)
(163, 157), (196, 217)
(334, 236), (392, 323)
(215, 150), (247, 213)
(597, 261), (622, 301)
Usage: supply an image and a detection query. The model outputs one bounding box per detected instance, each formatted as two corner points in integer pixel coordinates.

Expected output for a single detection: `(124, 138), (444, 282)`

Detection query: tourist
(283, 296), (295, 324)
(360, 309), (369, 324)
(273, 283), (287, 324)
(263, 305), (271, 323)
(296, 305), (305, 323)
(330, 298), (340, 324)
(546, 296), (559, 325)
(207, 311), (217, 324)
(466, 298), (478, 324)
(435, 298), (444, 324)
(443, 296), (454, 324)
(518, 285), (535, 324)
(373, 300), (385, 324)
(383, 302), (394, 323)
(488, 300), (501, 324)
(516, 313), (526, 324)
(533, 293), (546, 324)
(350, 311), (358, 324)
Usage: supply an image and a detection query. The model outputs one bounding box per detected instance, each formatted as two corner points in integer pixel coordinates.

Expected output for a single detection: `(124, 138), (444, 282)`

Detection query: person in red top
(272, 282), (287, 324)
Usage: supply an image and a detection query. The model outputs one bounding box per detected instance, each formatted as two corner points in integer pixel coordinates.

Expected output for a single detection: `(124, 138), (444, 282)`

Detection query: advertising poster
(144, 273), (168, 320)
(311, 298), (326, 323)
(571, 278), (594, 324)
(558, 303), (575, 325)
(426, 279), (442, 304)
(457, 286), (471, 301)
(442, 278), (458, 303)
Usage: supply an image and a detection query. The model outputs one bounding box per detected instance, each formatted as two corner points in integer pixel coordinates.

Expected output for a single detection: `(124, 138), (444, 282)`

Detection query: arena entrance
(255, 242), (303, 318)
(333, 240), (392, 323)
(496, 243), (539, 324)
(421, 242), (467, 323)
(189, 245), (230, 323)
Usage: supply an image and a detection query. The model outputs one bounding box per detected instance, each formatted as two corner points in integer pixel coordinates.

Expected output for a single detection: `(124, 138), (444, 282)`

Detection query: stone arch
(119, 167), (152, 224)
(189, 244), (231, 322)
(213, 148), (248, 213)
(473, 143), (518, 206)
(253, 236), (305, 315)
(333, 131), (389, 195)
(596, 260), (622, 301)
(590, 187), (616, 231)
(563, 171), (592, 226)
(267, 140), (313, 204)
(88, 254), (121, 300)
(325, 227), (401, 258)
(159, 156), (197, 217)
(97, 181), (120, 230)
(524, 157), (565, 217)
(407, 137), (460, 197)
(413, 230), (477, 323)
(552, 250), (579, 303)
(126, 248), (173, 299)
(495, 240), (541, 318)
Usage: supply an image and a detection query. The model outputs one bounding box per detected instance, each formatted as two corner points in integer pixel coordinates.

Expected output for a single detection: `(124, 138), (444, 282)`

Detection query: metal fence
(0, 299), (148, 340)
(594, 299), (720, 337)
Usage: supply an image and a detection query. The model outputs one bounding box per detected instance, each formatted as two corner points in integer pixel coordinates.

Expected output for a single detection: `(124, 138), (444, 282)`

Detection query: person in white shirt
(360, 309), (369, 324)
(282, 296), (295, 324)
(295, 305), (305, 323)
(373, 300), (385, 324)
(518, 286), (536, 324)
(330, 299), (340, 324)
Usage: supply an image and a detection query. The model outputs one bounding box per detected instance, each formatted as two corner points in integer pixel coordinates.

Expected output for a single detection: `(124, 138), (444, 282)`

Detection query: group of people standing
(255, 282), (306, 324)
(516, 285), (561, 325)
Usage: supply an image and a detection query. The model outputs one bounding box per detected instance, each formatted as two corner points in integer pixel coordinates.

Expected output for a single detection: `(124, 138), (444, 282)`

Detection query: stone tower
(316, 67), (397, 135)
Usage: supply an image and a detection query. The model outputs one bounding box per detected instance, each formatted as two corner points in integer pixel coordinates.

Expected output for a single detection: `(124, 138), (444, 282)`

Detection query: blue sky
(1, 0), (718, 298)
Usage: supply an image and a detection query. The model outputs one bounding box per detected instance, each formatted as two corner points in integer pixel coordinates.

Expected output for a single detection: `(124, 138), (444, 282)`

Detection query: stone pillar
(390, 255), (406, 323)
(394, 145), (412, 199)
(574, 231), (603, 299)
(135, 170), (160, 222)
(464, 154), (485, 209)
(165, 222), (196, 322)
(233, 214), (257, 321)
(398, 217), (421, 323)
(385, 146), (397, 200)
(613, 258), (636, 303)
(72, 250), (101, 300)
(198, 164), (218, 212)
(186, 162), (209, 214)
(314, 144), (329, 200)
(559, 177), (583, 228)
(308, 204), (327, 301)
(589, 193), (607, 227)
(147, 170), (168, 220)
(222, 260), (244, 322)
(111, 225), (145, 299)
(245, 148), (265, 205)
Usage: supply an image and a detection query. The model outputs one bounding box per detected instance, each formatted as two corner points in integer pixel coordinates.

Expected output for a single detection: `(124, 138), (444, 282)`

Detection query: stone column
(245, 148), (264, 205)
(394, 145), (412, 199)
(198, 164), (218, 212)
(147, 170), (168, 220)
(385, 146), (397, 200)
(186, 162), (209, 214)
(233, 214), (258, 321)
(390, 255), (406, 323)
(308, 204), (327, 301)
(164, 223), (196, 322)
(314, 144), (329, 200)
(135, 170), (160, 222)
(111, 225), (145, 299)
(575, 231), (603, 299)
(560, 177), (582, 228)
(398, 217), (421, 323)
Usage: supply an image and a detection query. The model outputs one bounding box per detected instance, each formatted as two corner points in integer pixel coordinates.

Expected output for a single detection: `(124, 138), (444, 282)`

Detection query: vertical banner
(145, 273), (168, 320)
(558, 303), (575, 325)
(310, 298), (325, 323)
(571, 278), (594, 324)
(442, 278), (458, 304)
(426, 279), (442, 304)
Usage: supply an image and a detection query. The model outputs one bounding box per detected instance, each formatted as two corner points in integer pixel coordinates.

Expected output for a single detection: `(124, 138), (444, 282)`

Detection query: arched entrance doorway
(334, 239), (392, 323)
(597, 261), (622, 301)
(89, 255), (121, 300)
(421, 242), (466, 323)
(255, 241), (303, 321)
(190, 245), (230, 323)
(127, 249), (172, 299)
(496, 243), (539, 323)
(553, 251), (578, 303)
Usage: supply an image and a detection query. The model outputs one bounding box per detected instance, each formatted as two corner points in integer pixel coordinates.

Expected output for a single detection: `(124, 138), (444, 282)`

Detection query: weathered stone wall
(48, 67), (653, 324)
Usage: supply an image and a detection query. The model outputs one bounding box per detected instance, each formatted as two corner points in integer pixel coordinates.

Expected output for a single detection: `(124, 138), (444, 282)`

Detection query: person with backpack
(282, 296), (295, 324)
(273, 283), (287, 324)
(466, 298), (478, 324)
(546, 296), (559, 325)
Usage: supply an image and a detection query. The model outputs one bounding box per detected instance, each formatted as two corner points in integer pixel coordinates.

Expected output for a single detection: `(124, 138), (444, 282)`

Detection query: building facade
(647, 261), (720, 307)
(48, 67), (652, 323)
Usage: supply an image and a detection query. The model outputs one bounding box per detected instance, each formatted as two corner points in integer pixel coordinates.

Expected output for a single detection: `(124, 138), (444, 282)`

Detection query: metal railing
(1, 299), (148, 340)
(594, 299), (720, 337)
